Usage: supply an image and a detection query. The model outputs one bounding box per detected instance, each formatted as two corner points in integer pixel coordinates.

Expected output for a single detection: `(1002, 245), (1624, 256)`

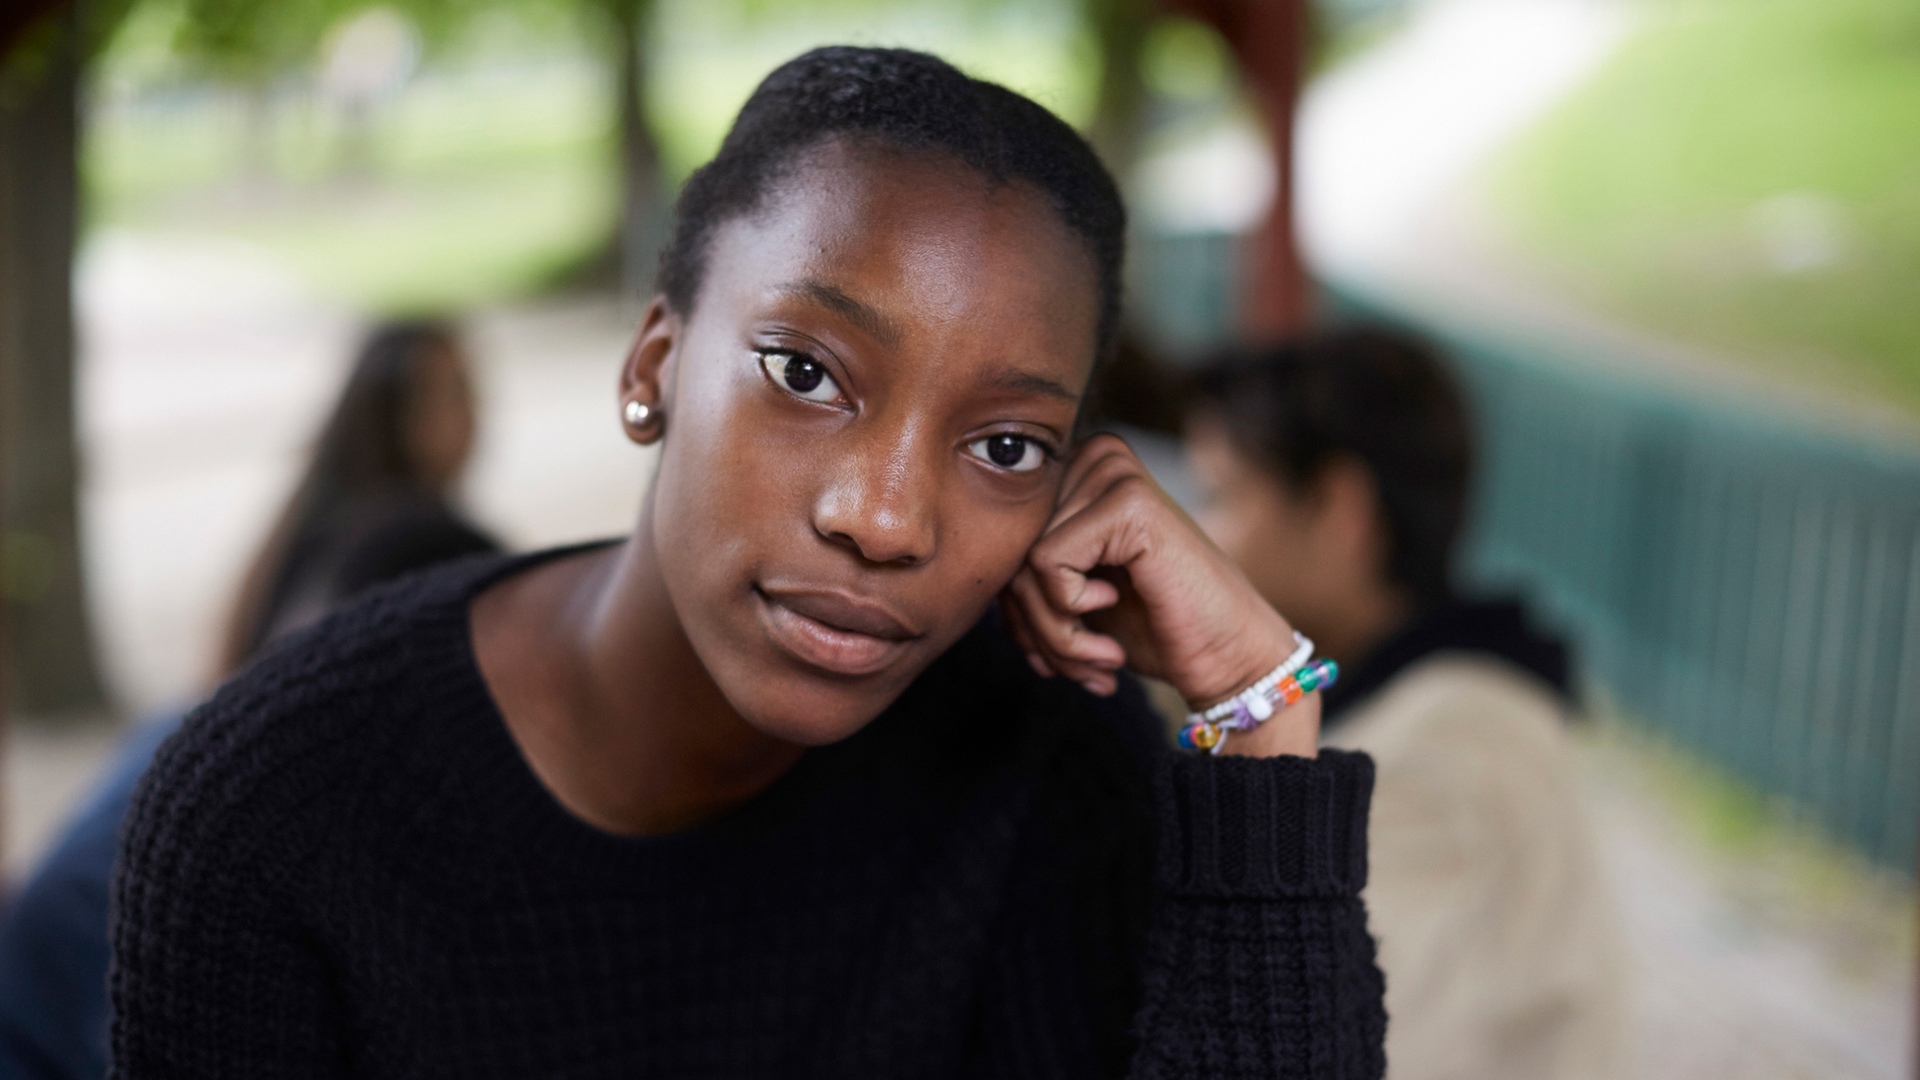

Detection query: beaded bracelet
(1176, 655), (1341, 754)
(1187, 632), (1314, 728)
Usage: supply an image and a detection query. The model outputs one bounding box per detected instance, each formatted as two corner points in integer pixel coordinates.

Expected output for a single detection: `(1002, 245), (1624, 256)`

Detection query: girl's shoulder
(124, 550), (540, 870)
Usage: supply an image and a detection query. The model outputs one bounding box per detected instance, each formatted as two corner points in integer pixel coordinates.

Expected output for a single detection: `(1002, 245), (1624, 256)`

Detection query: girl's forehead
(706, 145), (1100, 361)
(754, 141), (1090, 278)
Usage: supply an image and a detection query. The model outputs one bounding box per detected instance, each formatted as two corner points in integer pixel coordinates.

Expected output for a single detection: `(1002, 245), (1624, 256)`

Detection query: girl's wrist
(1217, 696), (1320, 758)
(1176, 611), (1298, 710)
(1176, 624), (1332, 759)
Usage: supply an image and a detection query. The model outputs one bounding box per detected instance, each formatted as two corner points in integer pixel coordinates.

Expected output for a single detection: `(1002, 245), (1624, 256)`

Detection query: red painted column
(1164, 0), (1313, 341)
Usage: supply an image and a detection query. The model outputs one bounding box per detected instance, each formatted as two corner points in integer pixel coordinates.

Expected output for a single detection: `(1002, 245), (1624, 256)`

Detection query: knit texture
(110, 550), (1384, 1079)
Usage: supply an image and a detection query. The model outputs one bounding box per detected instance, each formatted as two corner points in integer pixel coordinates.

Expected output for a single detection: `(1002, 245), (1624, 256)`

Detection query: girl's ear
(619, 297), (678, 445)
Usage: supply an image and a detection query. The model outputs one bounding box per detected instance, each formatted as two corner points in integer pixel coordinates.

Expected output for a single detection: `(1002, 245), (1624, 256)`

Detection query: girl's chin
(740, 704), (882, 748)
(720, 671), (903, 747)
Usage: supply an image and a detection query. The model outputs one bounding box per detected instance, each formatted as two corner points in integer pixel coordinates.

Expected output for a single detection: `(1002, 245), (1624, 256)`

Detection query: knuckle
(1090, 449), (1140, 482)
(1107, 472), (1159, 512)
(1031, 537), (1079, 574)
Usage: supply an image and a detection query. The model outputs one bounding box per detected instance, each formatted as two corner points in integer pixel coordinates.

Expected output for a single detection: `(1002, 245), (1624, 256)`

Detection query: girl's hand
(1000, 434), (1319, 758)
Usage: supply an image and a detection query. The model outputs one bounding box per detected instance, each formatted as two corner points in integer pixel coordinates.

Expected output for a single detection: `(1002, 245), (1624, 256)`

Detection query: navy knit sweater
(110, 550), (1385, 1078)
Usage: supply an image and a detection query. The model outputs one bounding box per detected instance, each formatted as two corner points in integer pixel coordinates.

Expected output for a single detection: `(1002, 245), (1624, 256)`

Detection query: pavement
(1581, 726), (1915, 1080)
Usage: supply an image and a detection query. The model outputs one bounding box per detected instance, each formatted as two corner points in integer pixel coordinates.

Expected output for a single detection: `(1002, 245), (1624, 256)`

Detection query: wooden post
(1163, 0), (1314, 341)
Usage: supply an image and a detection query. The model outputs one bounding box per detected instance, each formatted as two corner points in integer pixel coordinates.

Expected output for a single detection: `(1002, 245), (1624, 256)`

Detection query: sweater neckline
(433, 543), (842, 861)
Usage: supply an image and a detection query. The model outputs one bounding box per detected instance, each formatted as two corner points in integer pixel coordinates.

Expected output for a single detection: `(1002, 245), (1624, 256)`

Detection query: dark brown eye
(758, 351), (840, 403)
(965, 434), (1046, 473)
(784, 357), (824, 393)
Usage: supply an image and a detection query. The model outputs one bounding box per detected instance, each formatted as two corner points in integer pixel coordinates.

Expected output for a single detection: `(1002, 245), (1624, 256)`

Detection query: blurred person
(109, 48), (1387, 1077)
(0, 319), (499, 1080)
(217, 318), (497, 668)
(1185, 327), (1624, 1080)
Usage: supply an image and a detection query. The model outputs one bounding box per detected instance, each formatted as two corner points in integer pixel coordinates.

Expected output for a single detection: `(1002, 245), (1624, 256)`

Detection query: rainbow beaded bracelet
(1176, 658), (1340, 754)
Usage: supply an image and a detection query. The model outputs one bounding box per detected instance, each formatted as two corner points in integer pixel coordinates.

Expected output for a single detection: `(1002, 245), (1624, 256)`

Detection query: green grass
(213, 161), (616, 315)
(86, 59), (619, 314)
(1490, 0), (1920, 419)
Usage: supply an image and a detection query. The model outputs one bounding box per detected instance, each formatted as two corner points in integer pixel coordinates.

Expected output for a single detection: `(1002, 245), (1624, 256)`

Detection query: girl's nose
(811, 422), (938, 567)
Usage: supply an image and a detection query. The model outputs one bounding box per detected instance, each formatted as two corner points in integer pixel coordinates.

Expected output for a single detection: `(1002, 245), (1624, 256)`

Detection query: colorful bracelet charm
(1176, 658), (1340, 754)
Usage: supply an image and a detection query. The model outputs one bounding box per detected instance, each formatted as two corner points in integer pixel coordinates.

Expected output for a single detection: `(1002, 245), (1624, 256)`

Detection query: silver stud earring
(623, 400), (653, 427)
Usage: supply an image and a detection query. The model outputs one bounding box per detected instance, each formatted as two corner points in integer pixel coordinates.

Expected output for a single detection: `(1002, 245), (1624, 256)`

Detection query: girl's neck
(474, 509), (805, 836)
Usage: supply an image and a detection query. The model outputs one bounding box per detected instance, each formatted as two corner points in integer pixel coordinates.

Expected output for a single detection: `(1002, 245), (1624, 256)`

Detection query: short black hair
(1189, 327), (1474, 605)
(658, 46), (1126, 359)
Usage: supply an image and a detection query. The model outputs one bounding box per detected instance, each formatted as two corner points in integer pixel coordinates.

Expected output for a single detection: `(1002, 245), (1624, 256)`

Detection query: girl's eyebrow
(775, 278), (1076, 404)
(777, 280), (901, 347)
(982, 368), (1077, 403)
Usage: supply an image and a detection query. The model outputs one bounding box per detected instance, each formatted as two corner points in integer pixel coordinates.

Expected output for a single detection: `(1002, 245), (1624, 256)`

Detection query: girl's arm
(968, 672), (1383, 1080)
(1000, 434), (1388, 1077)
(1127, 748), (1384, 1078)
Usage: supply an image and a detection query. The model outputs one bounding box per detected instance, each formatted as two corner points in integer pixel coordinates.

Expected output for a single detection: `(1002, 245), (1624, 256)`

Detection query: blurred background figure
(0, 320), (498, 1080)
(1186, 326), (1623, 1080)
(217, 319), (494, 669)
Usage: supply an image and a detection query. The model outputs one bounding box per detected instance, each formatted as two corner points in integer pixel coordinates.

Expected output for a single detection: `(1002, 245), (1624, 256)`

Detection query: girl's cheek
(963, 499), (1052, 587)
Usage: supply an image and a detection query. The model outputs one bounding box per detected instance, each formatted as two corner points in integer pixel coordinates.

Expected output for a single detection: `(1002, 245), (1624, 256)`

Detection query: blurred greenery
(642, 0), (1097, 183)
(1140, 16), (1230, 103)
(1491, 0), (1920, 420)
(87, 57), (617, 312)
(82, 0), (1129, 315)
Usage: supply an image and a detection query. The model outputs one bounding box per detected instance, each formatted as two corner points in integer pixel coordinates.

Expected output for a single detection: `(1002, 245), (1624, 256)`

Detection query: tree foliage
(160, 0), (525, 84)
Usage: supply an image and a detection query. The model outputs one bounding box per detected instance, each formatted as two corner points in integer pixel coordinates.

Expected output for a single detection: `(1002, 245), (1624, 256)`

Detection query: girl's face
(636, 141), (1100, 745)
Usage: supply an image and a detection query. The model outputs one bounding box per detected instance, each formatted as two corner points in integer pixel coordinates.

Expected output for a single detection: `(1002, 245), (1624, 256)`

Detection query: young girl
(111, 48), (1384, 1078)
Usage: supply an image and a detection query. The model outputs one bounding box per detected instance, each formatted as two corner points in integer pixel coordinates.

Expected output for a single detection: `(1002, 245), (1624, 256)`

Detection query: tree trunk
(0, 6), (109, 721)
(610, 0), (664, 305)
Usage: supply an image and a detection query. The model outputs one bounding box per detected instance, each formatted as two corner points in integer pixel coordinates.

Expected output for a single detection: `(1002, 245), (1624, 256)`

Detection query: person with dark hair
(220, 318), (497, 668)
(0, 319), (497, 1080)
(1186, 327), (1623, 1080)
(110, 48), (1386, 1078)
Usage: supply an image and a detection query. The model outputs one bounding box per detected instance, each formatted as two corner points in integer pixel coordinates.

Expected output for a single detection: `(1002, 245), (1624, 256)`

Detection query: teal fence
(1135, 233), (1920, 874)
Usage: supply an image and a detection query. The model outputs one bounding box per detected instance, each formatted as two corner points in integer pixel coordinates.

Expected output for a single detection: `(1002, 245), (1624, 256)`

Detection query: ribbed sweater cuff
(1156, 748), (1373, 899)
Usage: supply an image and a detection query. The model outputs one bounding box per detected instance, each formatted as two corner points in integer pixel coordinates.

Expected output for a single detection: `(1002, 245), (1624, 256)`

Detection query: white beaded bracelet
(1185, 631), (1314, 728)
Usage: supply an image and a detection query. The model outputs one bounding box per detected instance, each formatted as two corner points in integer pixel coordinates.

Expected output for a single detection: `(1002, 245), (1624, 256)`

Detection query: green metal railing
(1135, 233), (1920, 873)
(1432, 309), (1920, 873)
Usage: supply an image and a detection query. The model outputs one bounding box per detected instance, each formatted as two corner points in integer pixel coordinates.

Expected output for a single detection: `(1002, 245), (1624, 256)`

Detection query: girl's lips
(753, 587), (917, 677)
